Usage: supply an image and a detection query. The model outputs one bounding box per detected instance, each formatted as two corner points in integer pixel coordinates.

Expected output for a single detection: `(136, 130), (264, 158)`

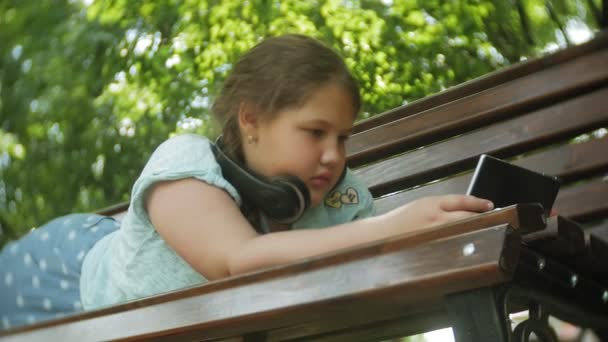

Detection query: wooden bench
(1, 30), (607, 342)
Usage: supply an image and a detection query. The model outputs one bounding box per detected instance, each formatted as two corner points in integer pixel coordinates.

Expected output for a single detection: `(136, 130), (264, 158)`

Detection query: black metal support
(446, 286), (510, 342)
(511, 302), (558, 342)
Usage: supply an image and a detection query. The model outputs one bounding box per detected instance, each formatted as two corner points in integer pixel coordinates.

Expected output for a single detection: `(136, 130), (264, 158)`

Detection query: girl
(0, 34), (493, 329)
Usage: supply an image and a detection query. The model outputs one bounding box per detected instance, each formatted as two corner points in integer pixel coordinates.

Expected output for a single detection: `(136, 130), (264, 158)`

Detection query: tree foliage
(0, 0), (602, 245)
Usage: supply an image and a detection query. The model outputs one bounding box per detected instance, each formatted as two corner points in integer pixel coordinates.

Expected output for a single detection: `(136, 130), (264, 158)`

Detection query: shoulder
(142, 134), (214, 172)
(129, 134), (241, 222)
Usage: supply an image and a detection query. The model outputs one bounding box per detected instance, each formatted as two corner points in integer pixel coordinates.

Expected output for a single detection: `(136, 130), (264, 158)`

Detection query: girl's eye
(308, 129), (324, 137)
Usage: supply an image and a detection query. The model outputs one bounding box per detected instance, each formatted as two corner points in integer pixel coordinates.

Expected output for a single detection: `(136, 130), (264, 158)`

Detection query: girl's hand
(383, 195), (494, 234)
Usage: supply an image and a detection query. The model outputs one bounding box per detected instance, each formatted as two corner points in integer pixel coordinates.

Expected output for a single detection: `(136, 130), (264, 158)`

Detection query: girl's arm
(146, 178), (493, 280)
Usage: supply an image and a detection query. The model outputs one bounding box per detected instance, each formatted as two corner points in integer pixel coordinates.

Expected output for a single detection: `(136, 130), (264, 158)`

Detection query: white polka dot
(39, 259), (48, 271)
(61, 263), (69, 275)
(73, 301), (82, 310)
(26, 315), (36, 324)
(39, 231), (50, 241)
(32, 275), (40, 288)
(16, 294), (24, 308)
(90, 225), (99, 233)
(23, 253), (32, 266)
(43, 298), (52, 311)
(4, 272), (13, 287)
(9, 244), (19, 255)
(2, 316), (10, 329)
(77, 250), (86, 262)
(63, 218), (72, 226)
(60, 280), (70, 290)
(81, 223), (89, 228)
(68, 230), (76, 240)
(53, 247), (61, 255)
(86, 215), (96, 222)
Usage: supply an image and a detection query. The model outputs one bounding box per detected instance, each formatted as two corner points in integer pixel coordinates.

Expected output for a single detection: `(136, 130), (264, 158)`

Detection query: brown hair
(211, 34), (360, 162)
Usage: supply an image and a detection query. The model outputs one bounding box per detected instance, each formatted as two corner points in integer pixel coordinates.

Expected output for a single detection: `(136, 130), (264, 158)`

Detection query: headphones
(211, 136), (311, 224)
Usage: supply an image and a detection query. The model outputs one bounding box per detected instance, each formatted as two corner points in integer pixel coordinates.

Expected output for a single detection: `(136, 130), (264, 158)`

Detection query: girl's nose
(320, 140), (342, 166)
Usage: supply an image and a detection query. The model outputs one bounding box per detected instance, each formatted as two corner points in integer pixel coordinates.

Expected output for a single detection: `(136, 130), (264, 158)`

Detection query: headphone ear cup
(270, 175), (310, 223)
(211, 139), (310, 225)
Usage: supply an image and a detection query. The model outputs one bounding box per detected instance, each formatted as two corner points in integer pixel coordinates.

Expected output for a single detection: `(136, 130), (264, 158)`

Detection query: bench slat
(354, 86), (608, 195)
(554, 176), (608, 222)
(347, 48), (608, 167)
(0, 209), (530, 342)
(267, 309), (449, 342)
(373, 137), (608, 217)
(353, 31), (608, 133)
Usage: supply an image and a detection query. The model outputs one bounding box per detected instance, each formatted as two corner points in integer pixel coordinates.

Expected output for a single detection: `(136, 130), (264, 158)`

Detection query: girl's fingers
(438, 194), (494, 213)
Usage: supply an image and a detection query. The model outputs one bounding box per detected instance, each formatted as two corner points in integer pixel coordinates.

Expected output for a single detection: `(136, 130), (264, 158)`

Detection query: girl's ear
(238, 101), (259, 136)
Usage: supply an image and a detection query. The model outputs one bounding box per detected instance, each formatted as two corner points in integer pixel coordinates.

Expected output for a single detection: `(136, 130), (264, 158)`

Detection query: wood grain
(353, 87), (608, 195)
(346, 49), (608, 166)
(0, 221), (522, 342)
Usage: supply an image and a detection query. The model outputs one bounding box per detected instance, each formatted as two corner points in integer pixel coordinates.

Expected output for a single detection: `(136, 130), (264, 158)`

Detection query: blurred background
(0, 0), (603, 250)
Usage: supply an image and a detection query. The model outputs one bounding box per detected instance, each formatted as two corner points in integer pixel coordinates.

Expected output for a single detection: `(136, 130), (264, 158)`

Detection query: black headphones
(211, 136), (311, 224)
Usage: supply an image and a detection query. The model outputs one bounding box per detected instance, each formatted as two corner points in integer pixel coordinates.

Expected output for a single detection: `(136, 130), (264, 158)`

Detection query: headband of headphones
(211, 136), (310, 225)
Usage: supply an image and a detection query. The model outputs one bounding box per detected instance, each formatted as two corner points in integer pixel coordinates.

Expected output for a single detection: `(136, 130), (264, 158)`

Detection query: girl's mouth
(310, 176), (331, 188)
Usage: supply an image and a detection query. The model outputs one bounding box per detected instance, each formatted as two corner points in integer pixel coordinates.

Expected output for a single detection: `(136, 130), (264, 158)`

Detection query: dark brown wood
(554, 177), (608, 222)
(0, 222), (521, 342)
(372, 137), (608, 216)
(353, 87), (608, 195)
(508, 136), (608, 183)
(352, 30), (608, 134)
(268, 309), (449, 342)
(346, 49), (608, 167)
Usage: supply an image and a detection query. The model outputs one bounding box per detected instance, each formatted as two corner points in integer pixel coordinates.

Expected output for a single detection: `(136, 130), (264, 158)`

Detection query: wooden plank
(374, 178), (607, 224)
(352, 30), (608, 133)
(0, 217), (524, 342)
(354, 87), (608, 195)
(268, 309), (449, 342)
(346, 48), (608, 167)
(554, 177), (608, 222)
(373, 137), (608, 215)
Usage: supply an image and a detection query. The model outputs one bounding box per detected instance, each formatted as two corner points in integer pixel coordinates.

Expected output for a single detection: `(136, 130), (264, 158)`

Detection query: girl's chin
(308, 193), (325, 208)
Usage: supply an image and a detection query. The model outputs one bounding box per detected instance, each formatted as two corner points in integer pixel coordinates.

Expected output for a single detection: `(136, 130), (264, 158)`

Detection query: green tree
(0, 0), (602, 247)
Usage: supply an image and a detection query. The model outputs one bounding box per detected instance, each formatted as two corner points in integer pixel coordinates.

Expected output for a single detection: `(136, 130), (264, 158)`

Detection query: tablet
(466, 154), (560, 215)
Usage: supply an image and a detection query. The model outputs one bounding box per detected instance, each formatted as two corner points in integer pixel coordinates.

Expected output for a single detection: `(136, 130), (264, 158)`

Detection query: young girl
(0, 34), (493, 329)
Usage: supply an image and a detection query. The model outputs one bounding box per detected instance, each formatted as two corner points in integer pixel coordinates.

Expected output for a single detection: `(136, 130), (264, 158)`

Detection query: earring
(247, 135), (258, 144)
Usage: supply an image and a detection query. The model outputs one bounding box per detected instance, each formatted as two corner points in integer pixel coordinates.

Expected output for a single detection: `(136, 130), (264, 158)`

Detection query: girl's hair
(212, 34), (360, 162)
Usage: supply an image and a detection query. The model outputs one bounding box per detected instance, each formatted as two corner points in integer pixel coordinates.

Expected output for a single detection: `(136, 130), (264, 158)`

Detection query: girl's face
(241, 82), (356, 208)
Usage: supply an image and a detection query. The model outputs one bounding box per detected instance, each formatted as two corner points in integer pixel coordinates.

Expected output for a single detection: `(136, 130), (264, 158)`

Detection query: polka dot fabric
(0, 213), (118, 330)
